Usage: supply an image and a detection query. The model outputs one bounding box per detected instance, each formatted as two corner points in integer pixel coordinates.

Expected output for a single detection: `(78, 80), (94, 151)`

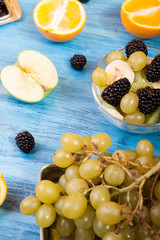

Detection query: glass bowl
(92, 45), (160, 134)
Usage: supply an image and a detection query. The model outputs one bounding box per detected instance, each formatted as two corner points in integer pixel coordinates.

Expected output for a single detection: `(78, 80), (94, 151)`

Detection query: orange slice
(0, 173), (7, 206)
(121, 0), (160, 39)
(33, 0), (86, 42)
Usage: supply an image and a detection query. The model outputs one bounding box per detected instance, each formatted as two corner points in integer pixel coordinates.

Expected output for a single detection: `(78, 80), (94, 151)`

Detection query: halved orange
(0, 173), (7, 206)
(33, 0), (86, 42)
(121, 0), (160, 39)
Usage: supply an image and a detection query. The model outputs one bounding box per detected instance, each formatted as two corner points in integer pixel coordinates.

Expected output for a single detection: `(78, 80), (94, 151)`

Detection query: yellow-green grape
(120, 205), (132, 221)
(96, 201), (121, 225)
(53, 148), (74, 168)
(50, 228), (60, 240)
(79, 159), (102, 180)
(20, 196), (41, 216)
(120, 93), (139, 114)
(92, 175), (101, 185)
(81, 135), (92, 153)
(128, 51), (147, 71)
(123, 169), (140, 186)
(136, 140), (154, 157)
(35, 204), (56, 228)
(119, 227), (135, 240)
(102, 232), (124, 240)
(90, 186), (111, 209)
(92, 68), (108, 86)
(61, 133), (83, 153)
(93, 217), (115, 238)
(56, 216), (75, 237)
(75, 227), (95, 240)
(104, 164), (125, 186)
(66, 178), (89, 194)
(136, 156), (154, 174)
(35, 180), (60, 204)
(125, 150), (138, 163)
(119, 191), (139, 210)
(55, 196), (67, 216)
(74, 205), (95, 229)
(135, 226), (152, 240)
(136, 206), (150, 224)
(112, 150), (129, 166)
(59, 174), (67, 192)
(150, 205), (160, 227)
(92, 133), (111, 152)
(65, 165), (80, 181)
(62, 193), (87, 219)
(154, 181), (160, 201)
(104, 152), (112, 157)
(107, 51), (125, 64)
(153, 155), (160, 165)
(124, 109), (145, 124)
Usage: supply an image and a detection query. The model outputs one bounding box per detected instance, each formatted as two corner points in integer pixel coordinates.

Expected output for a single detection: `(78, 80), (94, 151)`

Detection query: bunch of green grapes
(20, 133), (160, 240)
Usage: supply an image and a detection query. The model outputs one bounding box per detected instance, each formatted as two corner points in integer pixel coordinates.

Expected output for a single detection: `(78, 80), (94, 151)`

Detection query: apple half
(0, 50), (58, 103)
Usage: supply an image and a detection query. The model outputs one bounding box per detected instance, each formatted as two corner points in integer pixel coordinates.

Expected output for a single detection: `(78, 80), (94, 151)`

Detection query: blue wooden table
(0, 0), (160, 239)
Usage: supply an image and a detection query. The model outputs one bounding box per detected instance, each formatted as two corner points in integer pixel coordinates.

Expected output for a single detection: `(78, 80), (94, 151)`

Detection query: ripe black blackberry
(15, 131), (35, 154)
(137, 87), (160, 114)
(101, 78), (131, 107)
(79, 0), (89, 2)
(125, 39), (148, 58)
(70, 54), (87, 71)
(146, 54), (160, 82)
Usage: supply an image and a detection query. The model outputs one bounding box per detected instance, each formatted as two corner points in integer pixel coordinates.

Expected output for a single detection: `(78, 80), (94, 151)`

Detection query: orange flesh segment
(0, 173), (7, 206)
(124, 0), (160, 13)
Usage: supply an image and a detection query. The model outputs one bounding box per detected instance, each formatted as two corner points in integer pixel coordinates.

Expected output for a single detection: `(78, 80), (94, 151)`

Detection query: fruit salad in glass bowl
(92, 39), (160, 134)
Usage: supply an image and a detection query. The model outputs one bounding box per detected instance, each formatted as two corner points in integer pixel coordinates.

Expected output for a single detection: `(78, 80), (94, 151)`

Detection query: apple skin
(0, 50), (58, 103)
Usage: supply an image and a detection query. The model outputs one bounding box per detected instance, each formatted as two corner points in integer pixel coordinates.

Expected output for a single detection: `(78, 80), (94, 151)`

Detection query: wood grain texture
(0, 0), (160, 239)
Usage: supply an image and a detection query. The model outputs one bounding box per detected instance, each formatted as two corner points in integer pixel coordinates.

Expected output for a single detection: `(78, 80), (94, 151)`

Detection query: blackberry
(79, 0), (89, 2)
(70, 54), (87, 71)
(101, 78), (131, 107)
(146, 54), (160, 82)
(15, 131), (35, 153)
(125, 39), (148, 58)
(137, 87), (160, 114)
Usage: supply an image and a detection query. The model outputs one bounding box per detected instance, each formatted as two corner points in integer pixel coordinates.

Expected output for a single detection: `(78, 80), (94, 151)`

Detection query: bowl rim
(91, 45), (160, 127)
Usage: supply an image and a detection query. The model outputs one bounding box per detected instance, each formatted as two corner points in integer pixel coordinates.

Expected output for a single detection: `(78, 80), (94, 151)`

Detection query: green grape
(92, 68), (108, 86)
(65, 165), (80, 181)
(144, 238), (152, 240)
(66, 178), (89, 194)
(136, 156), (154, 174)
(124, 109), (145, 124)
(143, 178), (153, 198)
(59, 174), (67, 192)
(35, 204), (56, 228)
(119, 191), (139, 210)
(112, 150), (129, 166)
(92, 133), (111, 152)
(35, 180), (60, 204)
(74, 205), (95, 229)
(96, 201), (121, 225)
(90, 186), (111, 209)
(104, 152), (112, 157)
(136, 206), (150, 224)
(120, 205), (132, 221)
(154, 181), (160, 200)
(75, 227), (95, 240)
(56, 216), (75, 237)
(123, 169), (140, 186)
(136, 140), (154, 157)
(104, 164), (125, 186)
(62, 193), (87, 219)
(61, 133), (83, 153)
(155, 231), (160, 240)
(81, 135), (92, 153)
(125, 150), (138, 163)
(93, 216), (115, 238)
(53, 148), (74, 168)
(79, 159), (102, 180)
(150, 205), (160, 227)
(128, 51), (147, 71)
(102, 232), (124, 240)
(20, 196), (41, 216)
(92, 175), (101, 185)
(55, 196), (67, 216)
(119, 227), (135, 240)
(120, 93), (139, 114)
(153, 155), (160, 165)
(135, 226), (152, 240)
(107, 51), (125, 64)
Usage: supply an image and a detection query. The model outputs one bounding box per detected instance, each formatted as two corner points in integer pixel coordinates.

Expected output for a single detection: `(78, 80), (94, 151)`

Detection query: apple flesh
(0, 50), (58, 103)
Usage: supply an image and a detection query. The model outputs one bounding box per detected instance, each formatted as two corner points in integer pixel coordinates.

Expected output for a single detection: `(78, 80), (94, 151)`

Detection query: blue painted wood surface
(0, 0), (160, 239)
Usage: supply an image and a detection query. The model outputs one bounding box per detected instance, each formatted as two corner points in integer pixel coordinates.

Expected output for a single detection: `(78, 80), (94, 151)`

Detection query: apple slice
(0, 50), (58, 103)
